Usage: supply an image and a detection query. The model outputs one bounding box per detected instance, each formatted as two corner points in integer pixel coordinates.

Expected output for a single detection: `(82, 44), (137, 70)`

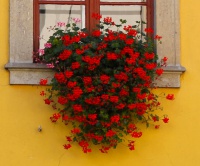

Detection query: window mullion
(88, 0), (100, 32)
(147, 0), (154, 30)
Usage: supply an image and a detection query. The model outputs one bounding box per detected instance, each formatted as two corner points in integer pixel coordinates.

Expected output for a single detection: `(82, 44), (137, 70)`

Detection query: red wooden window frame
(33, 0), (154, 57)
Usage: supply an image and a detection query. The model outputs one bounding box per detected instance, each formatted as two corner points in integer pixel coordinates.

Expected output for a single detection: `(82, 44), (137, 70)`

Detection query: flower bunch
(38, 14), (173, 153)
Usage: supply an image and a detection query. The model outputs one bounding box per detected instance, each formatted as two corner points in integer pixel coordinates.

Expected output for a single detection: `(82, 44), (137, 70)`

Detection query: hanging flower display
(37, 13), (172, 153)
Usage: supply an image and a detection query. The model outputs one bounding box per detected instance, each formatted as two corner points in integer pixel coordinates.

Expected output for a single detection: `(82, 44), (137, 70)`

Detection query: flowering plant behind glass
(38, 13), (173, 153)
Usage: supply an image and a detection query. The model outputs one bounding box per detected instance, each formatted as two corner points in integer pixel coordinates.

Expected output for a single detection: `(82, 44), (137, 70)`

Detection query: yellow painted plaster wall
(0, 0), (200, 165)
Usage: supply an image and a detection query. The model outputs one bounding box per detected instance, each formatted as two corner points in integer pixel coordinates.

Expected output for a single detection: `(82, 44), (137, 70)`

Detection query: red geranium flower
(66, 136), (72, 142)
(154, 35), (162, 40)
(59, 49), (72, 60)
(88, 114), (97, 121)
(67, 81), (77, 88)
(115, 103), (125, 110)
(54, 72), (66, 83)
(92, 13), (102, 20)
(128, 104), (137, 110)
(156, 68), (164, 76)
(125, 38), (134, 45)
(62, 115), (69, 121)
(100, 74), (110, 84)
(106, 130), (116, 137)
(163, 117), (169, 123)
(144, 52), (155, 60)
(40, 91), (45, 96)
(58, 96), (68, 105)
(107, 52), (118, 60)
(71, 62), (80, 70)
(73, 104), (83, 113)
(44, 98), (52, 105)
(92, 30), (101, 37)
(110, 115), (120, 123)
(63, 144), (72, 150)
(83, 77), (92, 85)
(166, 94), (175, 100)
(39, 78), (48, 85)
(101, 94), (109, 100)
(71, 128), (81, 134)
(131, 131), (142, 138)
(65, 70), (73, 78)
(110, 96), (119, 103)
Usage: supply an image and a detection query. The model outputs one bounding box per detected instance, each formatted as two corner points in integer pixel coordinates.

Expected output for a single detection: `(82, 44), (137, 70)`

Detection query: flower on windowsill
(37, 13), (174, 153)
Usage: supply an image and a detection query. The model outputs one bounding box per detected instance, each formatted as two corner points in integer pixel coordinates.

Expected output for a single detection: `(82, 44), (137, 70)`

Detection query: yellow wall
(1, 0), (200, 165)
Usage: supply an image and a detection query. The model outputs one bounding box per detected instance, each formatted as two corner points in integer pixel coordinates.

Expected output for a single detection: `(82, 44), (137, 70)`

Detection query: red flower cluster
(110, 115), (120, 123)
(114, 72), (128, 82)
(128, 141), (135, 150)
(50, 113), (61, 122)
(63, 144), (71, 150)
(62, 34), (82, 46)
(73, 104), (83, 113)
(156, 68), (164, 76)
(44, 98), (53, 105)
(54, 72), (66, 83)
(166, 94), (175, 100)
(100, 74), (110, 84)
(92, 30), (101, 37)
(39, 78), (48, 85)
(71, 128), (81, 134)
(82, 55), (102, 70)
(131, 131), (142, 138)
(39, 14), (173, 153)
(71, 62), (80, 70)
(163, 117), (169, 123)
(92, 13), (102, 20)
(79, 140), (91, 153)
(107, 52), (118, 60)
(106, 130), (116, 137)
(59, 49), (72, 60)
(67, 81), (77, 88)
(58, 96), (68, 105)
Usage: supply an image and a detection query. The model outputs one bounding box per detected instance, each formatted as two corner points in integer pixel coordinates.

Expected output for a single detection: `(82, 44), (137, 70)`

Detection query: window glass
(39, 4), (85, 49)
(39, 0), (85, 1)
(100, 5), (146, 31)
(101, 0), (146, 2)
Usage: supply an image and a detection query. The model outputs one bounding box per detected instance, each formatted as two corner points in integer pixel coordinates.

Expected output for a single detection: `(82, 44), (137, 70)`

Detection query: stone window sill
(5, 63), (186, 87)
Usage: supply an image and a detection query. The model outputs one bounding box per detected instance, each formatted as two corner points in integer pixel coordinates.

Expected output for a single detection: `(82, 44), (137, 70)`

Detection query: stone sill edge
(5, 63), (186, 73)
(5, 63), (51, 70)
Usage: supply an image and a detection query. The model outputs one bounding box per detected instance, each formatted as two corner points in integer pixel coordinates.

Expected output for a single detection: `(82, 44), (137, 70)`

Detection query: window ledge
(5, 63), (186, 87)
(5, 63), (54, 85)
(154, 65), (186, 88)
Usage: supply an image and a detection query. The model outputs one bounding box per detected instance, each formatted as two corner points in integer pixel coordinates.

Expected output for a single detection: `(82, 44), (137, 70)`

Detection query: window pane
(39, 0), (85, 1)
(100, 5), (146, 31)
(39, 4), (85, 49)
(101, 0), (146, 2)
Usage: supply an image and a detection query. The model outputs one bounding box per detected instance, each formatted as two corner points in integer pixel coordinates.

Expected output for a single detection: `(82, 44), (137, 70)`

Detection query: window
(5, 0), (185, 86)
(34, 0), (154, 52)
